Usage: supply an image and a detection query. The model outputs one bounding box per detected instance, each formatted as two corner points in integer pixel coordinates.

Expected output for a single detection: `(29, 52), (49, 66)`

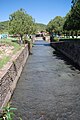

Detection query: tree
(71, 0), (80, 30)
(46, 19), (55, 33)
(63, 0), (80, 31)
(71, 0), (78, 8)
(9, 8), (35, 41)
(46, 16), (64, 35)
(63, 0), (80, 38)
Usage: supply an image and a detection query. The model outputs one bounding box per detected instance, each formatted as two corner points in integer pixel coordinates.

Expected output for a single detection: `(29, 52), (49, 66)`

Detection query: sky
(0, 0), (71, 25)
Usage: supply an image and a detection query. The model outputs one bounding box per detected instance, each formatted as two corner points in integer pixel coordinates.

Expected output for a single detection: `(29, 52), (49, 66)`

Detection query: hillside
(0, 21), (9, 33)
(0, 21), (47, 33)
(36, 23), (47, 32)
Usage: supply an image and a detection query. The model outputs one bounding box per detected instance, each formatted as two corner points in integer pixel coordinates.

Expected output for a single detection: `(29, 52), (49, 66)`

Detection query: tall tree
(46, 16), (64, 34)
(63, 0), (80, 31)
(71, 0), (78, 7)
(9, 9), (35, 40)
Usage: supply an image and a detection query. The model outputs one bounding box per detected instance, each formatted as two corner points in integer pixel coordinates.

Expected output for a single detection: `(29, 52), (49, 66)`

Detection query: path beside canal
(11, 40), (80, 120)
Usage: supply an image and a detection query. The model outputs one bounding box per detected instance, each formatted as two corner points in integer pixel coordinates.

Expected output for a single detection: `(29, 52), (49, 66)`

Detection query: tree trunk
(71, 30), (74, 39)
(19, 35), (23, 44)
(75, 30), (78, 38)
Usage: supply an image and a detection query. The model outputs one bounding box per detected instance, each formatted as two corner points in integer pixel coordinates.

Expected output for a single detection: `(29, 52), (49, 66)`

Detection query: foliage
(0, 21), (9, 33)
(46, 20), (55, 33)
(35, 23), (46, 32)
(9, 8), (35, 40)
(63, 0), (80, 31)
(0, 103), (17, 120)
(0, 20), (46, 35)
(71, 0), (78, 8)
(0, 38), (22, 68)
(47, 0), (80, 38)
(0, 56), (10, 68)
(53, 37), (59, 42)
(0, 103), (23, 120)
(0, 38), (22, 53)
(46, 16), (64, 34)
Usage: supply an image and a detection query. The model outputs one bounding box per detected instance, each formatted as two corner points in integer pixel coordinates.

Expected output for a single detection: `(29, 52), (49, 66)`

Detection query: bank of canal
(11, 40), (80, 120)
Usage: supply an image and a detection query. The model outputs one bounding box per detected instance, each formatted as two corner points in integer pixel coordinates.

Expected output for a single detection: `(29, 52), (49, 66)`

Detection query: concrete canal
(11, 39), (80, 120)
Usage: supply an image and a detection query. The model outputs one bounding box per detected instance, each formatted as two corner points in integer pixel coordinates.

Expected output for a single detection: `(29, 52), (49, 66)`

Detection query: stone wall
(51, 41), (80, 66)
(45, 36), (50, 42)
(0, 44), (29, 109)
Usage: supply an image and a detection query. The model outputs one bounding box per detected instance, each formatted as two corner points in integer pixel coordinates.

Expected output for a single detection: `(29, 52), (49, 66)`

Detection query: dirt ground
(0, 43), (14, 60)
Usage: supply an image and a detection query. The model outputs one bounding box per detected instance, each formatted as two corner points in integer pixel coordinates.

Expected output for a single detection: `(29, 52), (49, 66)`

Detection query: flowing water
(11, 40), (80, 120)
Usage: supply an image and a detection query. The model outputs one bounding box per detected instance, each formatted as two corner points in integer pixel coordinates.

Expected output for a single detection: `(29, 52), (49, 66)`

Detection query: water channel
(11, 39), (80, 120)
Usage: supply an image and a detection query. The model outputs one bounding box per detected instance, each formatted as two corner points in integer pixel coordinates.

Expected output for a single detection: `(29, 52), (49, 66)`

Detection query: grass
(0, 38), (22, 53)
(0, 50), (3, 54)
(12, 42), (22, 54)
(0, 103), (22, 120)
(1, 38), (23, 51)
(0, 56), (10, 68)
(0, 38), (23, 69)
(0, 103), (17, 120)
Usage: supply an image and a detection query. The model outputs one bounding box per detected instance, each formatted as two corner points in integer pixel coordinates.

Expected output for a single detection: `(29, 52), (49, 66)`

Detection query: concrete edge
(0, 45), (29, 111)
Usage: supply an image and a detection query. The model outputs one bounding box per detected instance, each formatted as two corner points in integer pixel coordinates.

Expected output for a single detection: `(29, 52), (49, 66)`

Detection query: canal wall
(45, 36), (50, 42)
(0, 44), (29, 109)
(51, 40), (80, 67)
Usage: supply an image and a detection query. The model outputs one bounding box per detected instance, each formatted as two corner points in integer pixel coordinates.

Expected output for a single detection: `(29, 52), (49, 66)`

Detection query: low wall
(0, 44), (29, 109)
(45, 36), (50, 42)
(51, 41), (80, 66)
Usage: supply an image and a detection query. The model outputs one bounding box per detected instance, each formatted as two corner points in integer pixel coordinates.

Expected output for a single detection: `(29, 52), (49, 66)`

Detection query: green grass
(0, 50), (3, 54)
(10, 41), (22, 54)
(0, 56), (10, 68)
(0, 38), (23, 54)
(0, 38), (23, 69)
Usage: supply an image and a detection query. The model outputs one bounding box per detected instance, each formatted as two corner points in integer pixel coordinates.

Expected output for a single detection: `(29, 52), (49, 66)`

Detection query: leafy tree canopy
(9, 8), (35, 39)
(63, 0), (80, 31)
(46, 16), (64, 34)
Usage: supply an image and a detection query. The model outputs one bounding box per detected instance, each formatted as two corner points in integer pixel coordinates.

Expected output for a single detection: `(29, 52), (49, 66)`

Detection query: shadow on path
(53, 50), (80, 71)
